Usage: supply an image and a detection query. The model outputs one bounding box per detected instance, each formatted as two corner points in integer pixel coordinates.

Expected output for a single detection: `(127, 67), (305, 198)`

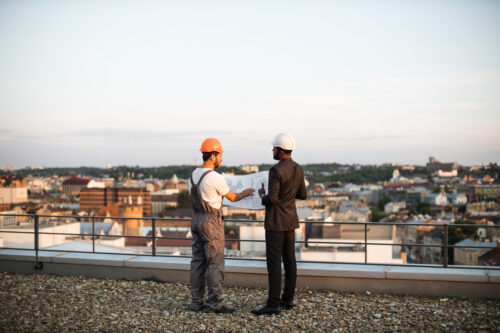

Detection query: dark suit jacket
(262, 158), (307, 231)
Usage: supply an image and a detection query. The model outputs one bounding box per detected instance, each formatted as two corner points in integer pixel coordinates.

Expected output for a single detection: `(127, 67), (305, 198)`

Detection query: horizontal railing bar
(35, 232), (150, 239)
(0, 247), (35, 251)
(0, 230), (498, 250)
(445, 244), (499, 249)
(0, 214), (190, 221)
(2, 214), (499, 228)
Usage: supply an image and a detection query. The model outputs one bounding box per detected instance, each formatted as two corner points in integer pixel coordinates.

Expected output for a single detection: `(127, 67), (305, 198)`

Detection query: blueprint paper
(222, 171), (269, 210)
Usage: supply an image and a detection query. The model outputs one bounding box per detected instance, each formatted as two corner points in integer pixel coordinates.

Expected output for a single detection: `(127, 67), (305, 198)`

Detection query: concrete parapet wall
(1, 249), (499, 299)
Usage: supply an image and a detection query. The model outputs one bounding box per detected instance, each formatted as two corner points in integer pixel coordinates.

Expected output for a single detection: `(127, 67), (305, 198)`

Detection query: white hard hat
(271, 133), (296, 150)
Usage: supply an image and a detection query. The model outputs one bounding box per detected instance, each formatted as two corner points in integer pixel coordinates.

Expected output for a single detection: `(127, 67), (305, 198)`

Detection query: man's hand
(241, 188), (255, 198)
(224, 188), (255, 202)
(258, 183), (265, 198)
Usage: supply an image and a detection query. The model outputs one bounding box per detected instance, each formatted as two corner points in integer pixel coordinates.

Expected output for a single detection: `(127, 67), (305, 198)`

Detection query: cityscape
(1, 0), (499, 330)
(1, 156), (498, 267)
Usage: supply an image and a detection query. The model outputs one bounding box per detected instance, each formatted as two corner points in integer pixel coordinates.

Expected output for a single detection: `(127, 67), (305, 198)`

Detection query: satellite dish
(477, 228), (486, 239)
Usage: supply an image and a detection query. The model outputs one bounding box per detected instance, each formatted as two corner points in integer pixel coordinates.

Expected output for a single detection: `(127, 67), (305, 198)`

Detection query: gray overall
(189, 170), (225, 310)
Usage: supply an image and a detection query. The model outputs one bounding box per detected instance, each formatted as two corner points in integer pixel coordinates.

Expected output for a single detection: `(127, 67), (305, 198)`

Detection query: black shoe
(189, 303), (204, 312)
(251, 305), (281, 315)
(280, 301), (295, 310)
(205, 305), (235, 314)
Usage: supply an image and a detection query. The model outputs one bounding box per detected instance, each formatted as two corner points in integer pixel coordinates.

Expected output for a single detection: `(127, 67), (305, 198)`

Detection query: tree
(377, 196), (392, 211)
(370, 207), (389, 222)
(416, 203), (435, 216)
(447, 219), (477, 265)
(177, 190), (191, 208)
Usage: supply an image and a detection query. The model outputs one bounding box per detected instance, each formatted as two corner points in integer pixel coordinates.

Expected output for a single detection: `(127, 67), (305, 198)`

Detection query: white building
(384, 201), (406, 213)
(301, 224), (402, 264)
(0, 221), (125, 250)
(0, 186), (27, 204)
(239, 225), (303, 257)
(0, 222), (80, 249)
(27, 178), (51, 193)
(241, 165), (259, 173)
(88, 180), (105, 188)
(0, 210), (17, 228)
(301, 239), (402, 264)
(450, 193), (468, 206)
(425, 192), (448, 206)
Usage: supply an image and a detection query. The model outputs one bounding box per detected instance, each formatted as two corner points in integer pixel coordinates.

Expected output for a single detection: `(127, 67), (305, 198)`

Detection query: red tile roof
(63, 177), (91, 186)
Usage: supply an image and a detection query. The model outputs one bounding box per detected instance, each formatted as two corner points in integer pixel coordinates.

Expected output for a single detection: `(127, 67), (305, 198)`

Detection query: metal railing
(0, 213), (498, 270)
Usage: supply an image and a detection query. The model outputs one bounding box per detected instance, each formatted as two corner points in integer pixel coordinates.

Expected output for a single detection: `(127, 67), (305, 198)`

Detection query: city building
(472, 185), (500, 201)
(164, 175), (189, 191)
(62, 177), (91, 194)
(240, 165), (259, 173)
(421, 228), (444, 265)
(454, 239), (497, 266)
(0, 210), (17, 228)
(27, 178), (51, 193)
(0, 175), (28, 207)
(427, 157), (458, 177)
(302, 224), (402, 264)
(384, 201), (406, 213)
(151, 194), (177, 216)
(0, 221), (80, 249)
(406, 187), (431, 207)
(62, 177), (102, 195)
(478, 247), (500, 266)
(80, 188), (152, 216)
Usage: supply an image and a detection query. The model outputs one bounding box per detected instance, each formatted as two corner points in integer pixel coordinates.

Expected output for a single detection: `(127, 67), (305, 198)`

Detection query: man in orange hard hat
(189, 138), (254, 313)
(251, 133), (307, 315)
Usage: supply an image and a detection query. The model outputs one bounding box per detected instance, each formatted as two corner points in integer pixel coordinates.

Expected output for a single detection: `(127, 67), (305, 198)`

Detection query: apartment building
(80, 188), (152, 216)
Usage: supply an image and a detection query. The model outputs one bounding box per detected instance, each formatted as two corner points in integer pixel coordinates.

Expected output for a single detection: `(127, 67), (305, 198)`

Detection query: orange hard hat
(200, 138), (224, 153)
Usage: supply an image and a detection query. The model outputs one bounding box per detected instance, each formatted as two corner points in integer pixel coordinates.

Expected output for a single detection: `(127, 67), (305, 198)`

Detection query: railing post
(92, 216), (95, 253)
(34, 214), (43, 270)
(34, 214), (39, 261)
(364, 223), (368, 264)
(443, 224), (448, 268)
(152, 218), (156, 256)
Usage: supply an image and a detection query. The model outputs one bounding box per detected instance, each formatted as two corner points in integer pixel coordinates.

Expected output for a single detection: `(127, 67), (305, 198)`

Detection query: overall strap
(197, 170), (213, 187)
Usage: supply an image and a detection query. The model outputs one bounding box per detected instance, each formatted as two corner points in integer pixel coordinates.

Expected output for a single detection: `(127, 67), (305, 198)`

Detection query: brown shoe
(205, 305), (235, 314)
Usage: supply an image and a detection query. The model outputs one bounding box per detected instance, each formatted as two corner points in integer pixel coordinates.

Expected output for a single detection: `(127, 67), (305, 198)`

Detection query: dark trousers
(265, 229), (297, 307)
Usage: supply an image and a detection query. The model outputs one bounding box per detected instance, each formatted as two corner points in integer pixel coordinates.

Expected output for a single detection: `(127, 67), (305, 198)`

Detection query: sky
(1, 0), (499, 168)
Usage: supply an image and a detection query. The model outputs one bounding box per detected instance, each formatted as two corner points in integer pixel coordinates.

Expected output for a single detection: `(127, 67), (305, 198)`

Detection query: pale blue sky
(1, 0), (499, 168)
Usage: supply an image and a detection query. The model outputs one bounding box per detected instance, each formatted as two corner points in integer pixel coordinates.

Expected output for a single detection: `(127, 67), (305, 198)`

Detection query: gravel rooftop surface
(1, 272), (499, 332)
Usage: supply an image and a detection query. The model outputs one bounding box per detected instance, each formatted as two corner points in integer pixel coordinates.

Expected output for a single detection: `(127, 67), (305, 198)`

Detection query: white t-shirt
(189, 168), (230, 209)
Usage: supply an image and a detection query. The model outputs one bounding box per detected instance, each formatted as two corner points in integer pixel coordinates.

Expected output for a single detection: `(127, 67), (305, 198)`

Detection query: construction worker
(251, 133), (307, 315)
(189, 138), (254, 313)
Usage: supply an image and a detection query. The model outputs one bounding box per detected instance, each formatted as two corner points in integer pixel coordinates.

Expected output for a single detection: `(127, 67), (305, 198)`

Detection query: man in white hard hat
(251, 133), (307, 315)
(189, 138), (254, 313)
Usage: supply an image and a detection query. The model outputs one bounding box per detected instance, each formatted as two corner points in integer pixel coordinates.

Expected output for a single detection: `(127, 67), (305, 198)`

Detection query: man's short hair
(202, 151), (219, 161)
(277, 147), (292, 155)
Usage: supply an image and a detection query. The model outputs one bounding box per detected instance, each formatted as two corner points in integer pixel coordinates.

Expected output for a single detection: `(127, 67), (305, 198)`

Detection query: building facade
(80, 188), (152, 216)
(0, 175), (28, 206)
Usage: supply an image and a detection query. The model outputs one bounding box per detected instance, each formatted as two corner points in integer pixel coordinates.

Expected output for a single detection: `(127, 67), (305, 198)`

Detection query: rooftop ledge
(1, 249), (499, 299)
